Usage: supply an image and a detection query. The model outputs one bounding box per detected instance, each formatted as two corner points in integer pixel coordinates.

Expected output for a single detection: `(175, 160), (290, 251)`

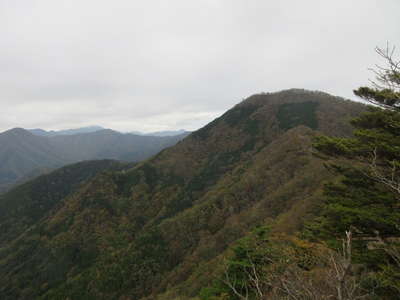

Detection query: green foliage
(354, 87), (400, 109)
(0, 160), (127, 245)
(199, 227), (273, 300)
(277, 101), (319, 130)
(200, 227), (333, 300)
(310, 130), (400, 296)
(314, 108), (400, 159)
(222, 104), (261, 127)
(377, 258), (400, 294)
(309, 167), (399, 238)
(192, 103), (261, 140)
(191, 118), (220, 140)
(309, 54), (400, 297)
(186, 151), (241, 193)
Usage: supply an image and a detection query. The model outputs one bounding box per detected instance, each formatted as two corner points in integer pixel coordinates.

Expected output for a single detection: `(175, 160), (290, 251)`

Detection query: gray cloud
(0, 0), (399, 132)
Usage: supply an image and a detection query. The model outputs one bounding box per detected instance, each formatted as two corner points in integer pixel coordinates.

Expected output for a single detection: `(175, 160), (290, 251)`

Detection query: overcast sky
(0, 0), (399, 132)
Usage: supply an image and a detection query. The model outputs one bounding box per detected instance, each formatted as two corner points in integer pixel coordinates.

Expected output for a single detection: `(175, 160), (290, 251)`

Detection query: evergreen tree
(311, 45), (400, 297)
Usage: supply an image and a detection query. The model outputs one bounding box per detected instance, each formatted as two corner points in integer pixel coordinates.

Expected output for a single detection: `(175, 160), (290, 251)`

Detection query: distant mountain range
(28, 126), (190, 137)
(28, 126), (105, 137)
(0, 128), (189, 193)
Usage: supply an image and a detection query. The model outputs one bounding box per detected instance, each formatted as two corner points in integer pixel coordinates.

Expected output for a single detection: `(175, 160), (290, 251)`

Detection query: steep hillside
(0, 129), (188, 193)
(0, 160), (131, 246)
(0, 89), (368, 300)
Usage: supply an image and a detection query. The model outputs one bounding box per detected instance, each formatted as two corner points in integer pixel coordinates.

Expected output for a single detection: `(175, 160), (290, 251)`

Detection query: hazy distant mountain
(50, 129), (190, 162)
(0, 128), (189, 193)
(129, 130), (143, 135)
(30, 126), (190, 138)
(0, 128), (67, 192)
(29, 126), (104, 137)
(146, 129), (189, 136)
(129, 129), (190, 137)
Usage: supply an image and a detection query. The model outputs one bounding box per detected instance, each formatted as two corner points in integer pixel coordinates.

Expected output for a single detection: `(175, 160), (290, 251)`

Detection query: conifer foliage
(354, 44), (400, 110)
(312, 45), (400, 297)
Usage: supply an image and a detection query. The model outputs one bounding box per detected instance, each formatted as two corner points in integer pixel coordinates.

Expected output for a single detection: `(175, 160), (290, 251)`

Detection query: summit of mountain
(2, 127), (36, 137)
(0, 89), (369, 300)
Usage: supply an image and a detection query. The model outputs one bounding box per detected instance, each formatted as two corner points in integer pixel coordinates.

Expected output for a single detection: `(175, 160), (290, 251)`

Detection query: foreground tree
(311, 45), (400, 297)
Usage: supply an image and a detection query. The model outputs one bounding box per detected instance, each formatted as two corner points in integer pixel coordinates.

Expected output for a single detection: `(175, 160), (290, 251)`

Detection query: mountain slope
(0, 160), (131, 246)
(0, 89), (368, 300)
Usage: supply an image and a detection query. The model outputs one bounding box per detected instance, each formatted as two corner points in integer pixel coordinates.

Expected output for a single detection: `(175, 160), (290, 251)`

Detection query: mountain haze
(0, 129), (188, 193)
(0, 89), (368, 300)
(30, 127), (189, 137)
(49, 129), (189, 162)
(131, 129), (190, 137)
(0, 128), (66, 192)
(28, 126), (105, 137)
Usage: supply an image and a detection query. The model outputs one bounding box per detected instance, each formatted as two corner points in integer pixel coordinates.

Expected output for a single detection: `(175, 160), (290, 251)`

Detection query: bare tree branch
(369, 43), (400, 92)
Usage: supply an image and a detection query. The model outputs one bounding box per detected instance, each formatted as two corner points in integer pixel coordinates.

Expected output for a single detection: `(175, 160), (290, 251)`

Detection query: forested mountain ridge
(0, 159), (132, 246)
(0, 89), (368, 299)
(0, 128), (188, 193)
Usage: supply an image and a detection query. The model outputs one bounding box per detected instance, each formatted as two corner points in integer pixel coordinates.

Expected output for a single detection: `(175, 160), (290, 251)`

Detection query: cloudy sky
(1, 0), (399, 132)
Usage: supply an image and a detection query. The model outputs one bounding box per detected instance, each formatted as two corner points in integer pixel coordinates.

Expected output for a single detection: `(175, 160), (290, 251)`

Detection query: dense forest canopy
(0, 46), (399, 300)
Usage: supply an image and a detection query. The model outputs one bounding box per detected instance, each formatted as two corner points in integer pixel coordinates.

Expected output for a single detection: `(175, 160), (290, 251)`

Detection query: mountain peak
(2, 127), (34, 138)
(241, 89), (351, 107)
